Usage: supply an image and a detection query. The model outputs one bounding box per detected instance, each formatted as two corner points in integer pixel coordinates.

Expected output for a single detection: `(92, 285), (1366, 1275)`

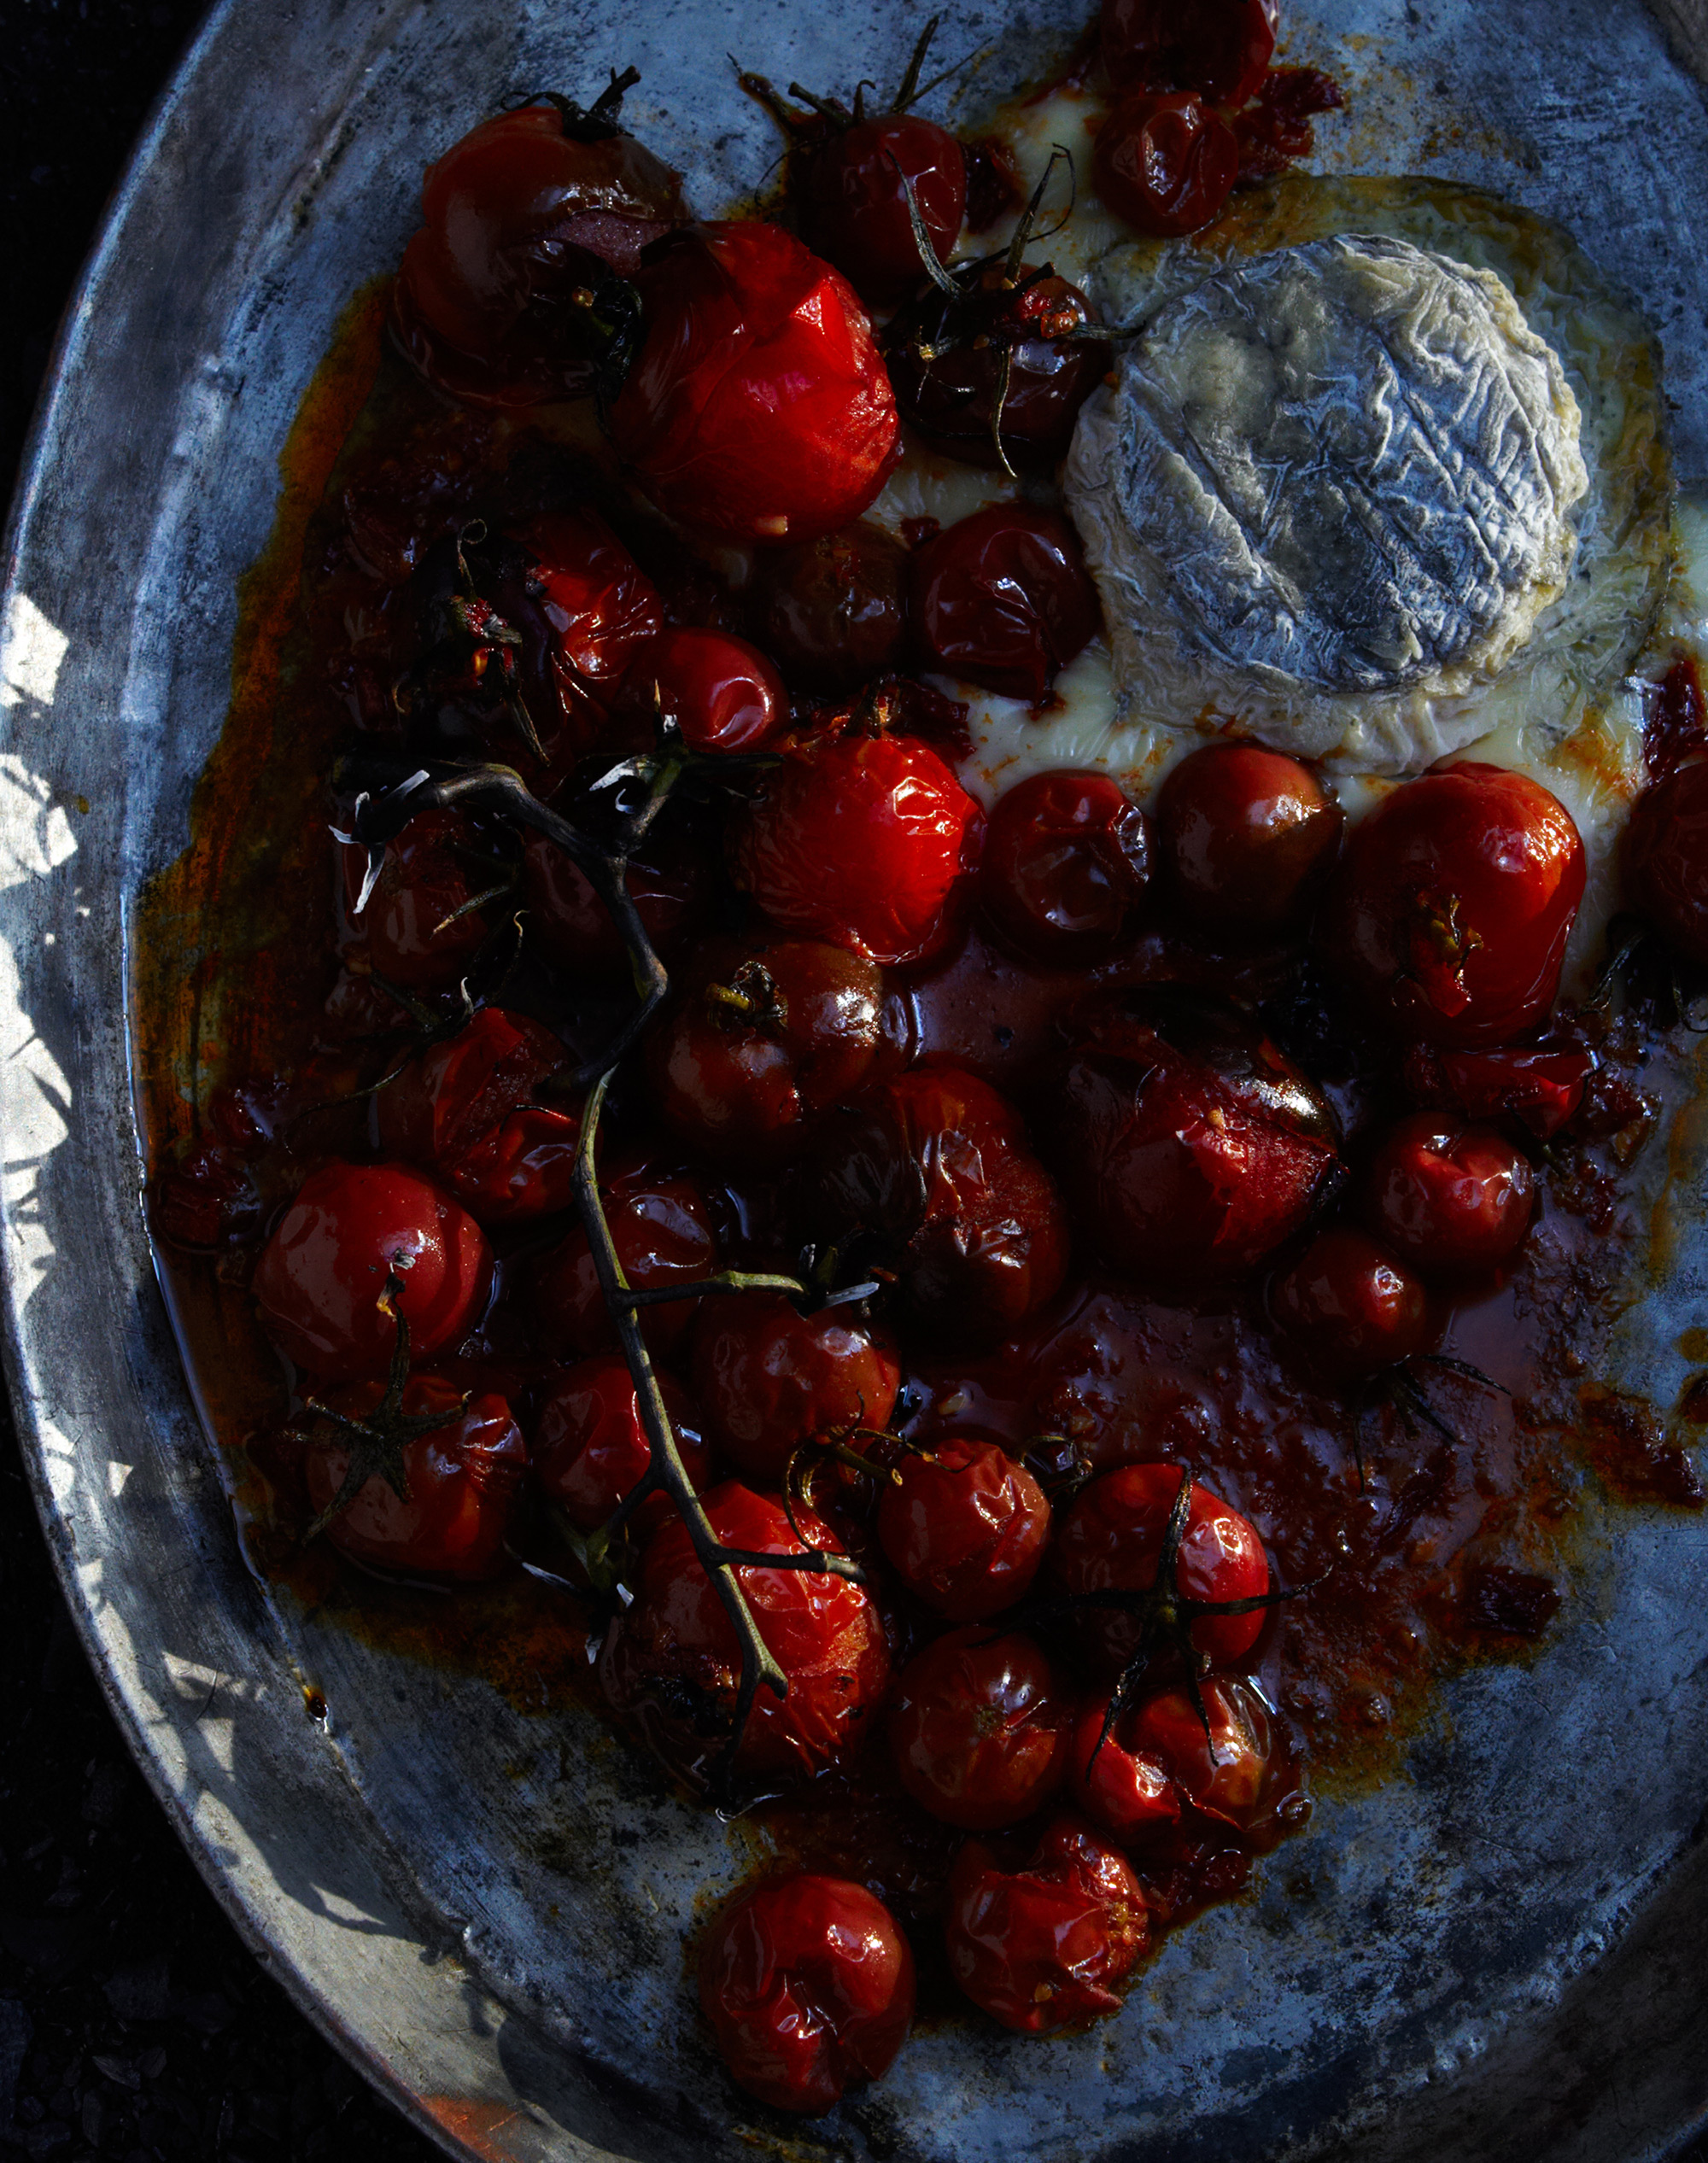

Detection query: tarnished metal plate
(2, 3), (1707, 2159)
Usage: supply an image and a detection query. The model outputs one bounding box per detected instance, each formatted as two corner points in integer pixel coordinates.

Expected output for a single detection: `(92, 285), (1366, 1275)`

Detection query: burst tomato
(1093, 90), (1239, 238)
(980, 769), (1152, 960)
(875, 1439), (1050, 1621)
(341, 808), (491, 991)
(1362, 1114), (1536, 1277)
(1068, 1676), (1272, 1839)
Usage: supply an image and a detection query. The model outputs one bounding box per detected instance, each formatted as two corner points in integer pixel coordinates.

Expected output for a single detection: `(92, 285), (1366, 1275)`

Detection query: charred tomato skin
(688, 1295), (902, 1482)
(1155, 743), (1342, 933)
(875, 1438), (1051, 1621)
(598, 1482), (891, 1788)
(1623, 756), (1708, 967)
(910, 505), (1101, 702)
(1269, 1226), (1435, 1378)
(1362, 1113), (1536, 1277)
(305, 1377), (526, 1581)
(698, 1874), (915, 2115)
(797, 111), (967, 306)
(606, 222), (900, 545)
(887, 1626), (1068, 1830)
(980, 769), (1153, 961)
(254, 1160), (493, 1383)
(1321, 762), (1586, 1049)
(945, 1815), (1149, 2033)
(1092, 90), (1240, 239)
(533, 1352), (713, 1538)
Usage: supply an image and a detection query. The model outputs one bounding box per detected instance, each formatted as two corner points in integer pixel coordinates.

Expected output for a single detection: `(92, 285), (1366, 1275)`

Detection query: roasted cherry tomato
(1120, 1677), (1272, 1830)
(1362, 1114), (1535, 1277)
(815, 1067), (1070, 1343)
(698, 1874), (915, 2114)
(980, 769), (1152, 961)
(688, 1294), (901, 1482)
(533, 1351), (712, 1539)
(1053, 1462), (1269, 1675)
(529, 1167), (719, 1361)
(1402, 1043), (1593, 1143)
(888, 271), (1111, 472)
(876, 1439), (1050, 1621)
(1101, 0), (1278, 105)
(607, 222), (900, 545)
(748, 523), (911, 694)
(1062, 1695), (1180, 1845)
(520, 509), (665, 744)
(1232, 64), (1346, 186)
(1623, 756), (1708, 967)
(392, 89), (687, 406)
(729, 726), (981, 966)
(342, 808), (491, 991)
(1155, 744), (1342, 933)
(376, 1007), (580, 1225)
(598, 1482), (891, 1787)
(911, 506), (1100, 701)
(1270, 1226), (1435, 1378)
(1322, 763), (1586, 1049)
(647, 938), (886, 1162)
(1642, 654), (1707, 782)
(797, 109), (967, 306)
(305, 1377), (525, 1581)
(1093, 89), (1239, 237)
(631, 627), (787, 754)
(254, 1161), (493, 1383)
(523, 819), (716, 985)
(1054, 991), (1341, 1286)
(945, 1815), (1149, 2033)
(887, 1626), (1068, 1830)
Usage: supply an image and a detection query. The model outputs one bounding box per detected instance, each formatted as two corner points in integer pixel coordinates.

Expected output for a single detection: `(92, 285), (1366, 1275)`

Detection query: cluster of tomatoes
(153, 0), (1708, 2126)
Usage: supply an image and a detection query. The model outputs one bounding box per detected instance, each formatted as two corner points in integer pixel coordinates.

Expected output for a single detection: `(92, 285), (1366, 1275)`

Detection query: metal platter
(3, 2), (1708, 2157)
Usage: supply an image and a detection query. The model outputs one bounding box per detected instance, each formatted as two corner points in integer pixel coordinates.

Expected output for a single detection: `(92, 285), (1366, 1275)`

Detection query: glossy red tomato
(1270, 1226), (1435, 1378)
(798, 110), (966, 305)
(523, 821), (716, 984)
(1155, 743), (1343, 932)
(876, 1440), (1050, 1621)
(529, 1167), (719, 1361)
(1362, 1114), (1535, 1277)
(1062, 1696), (1180, 1845)
(815, 1067), (1071, 1342)
(910, 506), (1100, 702)
(1322, 763), (1586, 1048)
(342, 808), (490, 991)
(887, 272), (1111, 472)
(1402, 1043), (1593, 1143)
(254, 1161), (493, 1383)
(748, 523), (910, 693)
(304, 1377), (525, 1581)
(1054, 994), (1341, 1286)
(521, 510), (664, 730)
(1092, 91), (1239, 239)
(631, 627), (787, 754)
(887, 1627), (1068, 1830)
(606, 222), (900, 545)
(729, 728), (981, 966)
(1053, 1463), (1269, 1675)
(980, 769), (1152, 960)
(598, 1482), (891, 1787)
(1623, 757), (1708, 967)
(945, 1815), (1149, 2033)
(647, 938), (886, 1161)
(698, 1874), (915, 2114)
(688, 1294), (901, 1482)
(533, 1352), (712, 1538)
(1120, 1677), (1272, 1830)
(392, 96), (687, 406)
(1102, 0), (1278, 104)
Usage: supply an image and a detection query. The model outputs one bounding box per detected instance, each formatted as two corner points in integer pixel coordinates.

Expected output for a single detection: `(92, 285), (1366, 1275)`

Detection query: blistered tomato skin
(1322, 763), (1586, 1049)
(598, 1483), (892, 1787)
(1155, 744), (1343, 932)
(305, 1379), (526, 1581)
(1623, 757), (1708, 967)
(688, 1295), (901, 1482)
(698, 1874), (915, 2115)
(1124, 1678), (1272, 1829)
(749, 523), (911, 693)
(911, 506), (1101, 702)
(1271, 1227), (1435, 1378)
(981, 769), (1152, 961)
(876, 1440), (1051, 1620)
(529, 1172), (720, 1361)
(635, 627), (787, 754)
(1064, 1698), (1181, 1844)
(1092, 91), (1240, 240)
(533, 1353), (713, 1538)
(729, 730), (982, 967)
(393, 102), (687, 406)
(1102, 0), (1278, 104)
(522, 510), (665, 718)
(606, 223), (900, 545)
(798, 112), (967, 306)
(945, 1815), (1149, 2033)
(1363, 1114), (1536, 1277)
(887, 1627), (1068, 1830)
(1054, 1463), (1270, 1674)
(254, 1161), (493, 1383)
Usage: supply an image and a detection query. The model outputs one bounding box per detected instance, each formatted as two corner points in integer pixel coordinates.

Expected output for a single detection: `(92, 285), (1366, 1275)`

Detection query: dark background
(1, 3), (1704, 2162)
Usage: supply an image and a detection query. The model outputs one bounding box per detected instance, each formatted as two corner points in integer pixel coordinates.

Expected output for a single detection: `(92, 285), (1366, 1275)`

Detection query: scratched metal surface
(2, 3), (1706, 2159)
